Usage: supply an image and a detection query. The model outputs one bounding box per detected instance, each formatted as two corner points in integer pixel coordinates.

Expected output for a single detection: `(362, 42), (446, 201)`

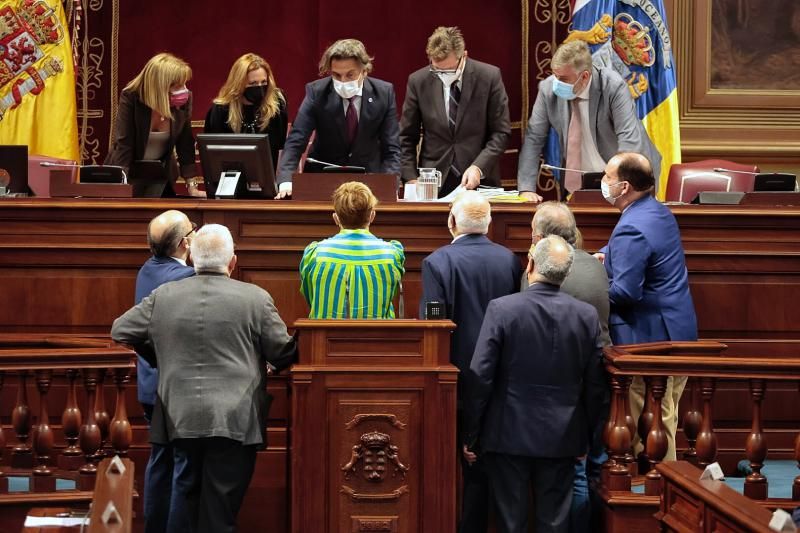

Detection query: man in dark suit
(529, 202), (610, 533)
(419, 191), (521, 533)
(112, 224), (297, 533)
(598, 152), (697, 461)
(276, 39), (401, 198)
(134, 209), (196, 533)
(464, 235), (606, 533)
(399, 26), (511, 197)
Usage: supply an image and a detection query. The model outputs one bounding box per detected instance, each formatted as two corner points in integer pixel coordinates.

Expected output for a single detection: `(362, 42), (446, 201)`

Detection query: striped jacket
(300, 229), (405, 319)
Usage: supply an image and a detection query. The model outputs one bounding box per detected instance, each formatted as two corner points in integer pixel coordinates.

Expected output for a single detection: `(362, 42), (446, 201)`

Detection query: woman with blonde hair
(106, 52), (204, 197)
(204, 53), (288, 170)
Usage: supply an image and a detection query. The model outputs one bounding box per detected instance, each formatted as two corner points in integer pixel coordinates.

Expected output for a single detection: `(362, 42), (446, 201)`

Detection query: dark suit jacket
(133, 256), (194, 406)
(399, 58), (511, 195)
(112, 273), (298, 447)
(605, 194), (698, 344)
(105, 89), (198, 185)
(203, 96), (288, 171)
(420, 234), (521, 375)
(464, 283), (606, 458)
(276, 77), (401, 184)
(521, 248), (611, 347)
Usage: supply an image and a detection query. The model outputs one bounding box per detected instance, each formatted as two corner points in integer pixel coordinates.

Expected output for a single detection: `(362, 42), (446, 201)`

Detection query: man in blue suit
(464, 235), (606, 533)
(276, 38), (401, 198)
(599, 152), (698, 461)
(135, 209), (196, 533)
(420, 191), (521, 533)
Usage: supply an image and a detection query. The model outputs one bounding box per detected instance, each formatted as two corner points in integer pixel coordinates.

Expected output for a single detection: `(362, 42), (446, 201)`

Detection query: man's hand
(462, 444), (477, 465)
(593, 252), (605, 264)
(188, 187), (207, 198)
(460, 165), (482, 190)
(275, 187), (292, 200)
(520, 191), (543, 203)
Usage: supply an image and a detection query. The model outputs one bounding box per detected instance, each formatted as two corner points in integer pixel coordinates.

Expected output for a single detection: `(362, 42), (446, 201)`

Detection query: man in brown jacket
(399, 26), (511, 197)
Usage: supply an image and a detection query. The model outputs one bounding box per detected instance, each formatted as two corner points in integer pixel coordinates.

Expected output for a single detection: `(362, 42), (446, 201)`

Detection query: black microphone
(540, 163), (604, 192)
(305, 157), (341, 168)
(712, 167), (759, 175)
(39, 161), (80, 168)
(540, 163), (595, 174)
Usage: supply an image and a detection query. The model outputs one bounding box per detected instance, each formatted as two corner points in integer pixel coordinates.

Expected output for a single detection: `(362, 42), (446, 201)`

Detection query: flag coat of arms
(0, 0), (79, 161)
(549, 0), (680, 199)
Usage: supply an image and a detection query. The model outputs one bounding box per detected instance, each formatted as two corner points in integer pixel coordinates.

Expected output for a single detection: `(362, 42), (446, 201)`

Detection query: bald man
(419, 191), (521, 533)
(599, 152), (697, 462)
(135, 210), (196, 533)
(464, 235), (606, 533)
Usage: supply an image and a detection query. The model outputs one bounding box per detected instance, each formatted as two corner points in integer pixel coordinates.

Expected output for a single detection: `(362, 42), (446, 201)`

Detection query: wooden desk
(1, 198), (798, 531)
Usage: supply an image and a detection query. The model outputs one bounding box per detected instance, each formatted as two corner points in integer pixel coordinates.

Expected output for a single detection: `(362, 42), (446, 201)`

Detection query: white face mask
(333, 76), (363, 99)
(601, 180), (625, 205)
(435, 57), (465, 87)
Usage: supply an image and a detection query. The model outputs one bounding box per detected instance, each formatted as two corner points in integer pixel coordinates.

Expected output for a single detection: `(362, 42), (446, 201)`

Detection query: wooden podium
(291, 319), (458, 533)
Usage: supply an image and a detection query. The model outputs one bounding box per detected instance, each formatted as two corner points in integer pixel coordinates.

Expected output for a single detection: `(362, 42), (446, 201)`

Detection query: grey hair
(190, 224), (234, 273)
(532, 201), (577, 246)
(451, 191), (491, 234)
(532, 235), (574, 285)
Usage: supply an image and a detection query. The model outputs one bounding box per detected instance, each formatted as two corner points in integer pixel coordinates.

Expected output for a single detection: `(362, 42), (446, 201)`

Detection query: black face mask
(243, 85), (267, 106)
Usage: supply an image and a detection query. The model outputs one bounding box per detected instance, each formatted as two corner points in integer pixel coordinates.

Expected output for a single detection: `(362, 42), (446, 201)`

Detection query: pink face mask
(169, 88), (190, 108)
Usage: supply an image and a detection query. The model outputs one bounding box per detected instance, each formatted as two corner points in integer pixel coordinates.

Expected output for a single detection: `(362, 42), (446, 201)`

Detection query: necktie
(565, 99), (583, 193)
(345, 97), (358, 146)
(448, 82), (460, 135)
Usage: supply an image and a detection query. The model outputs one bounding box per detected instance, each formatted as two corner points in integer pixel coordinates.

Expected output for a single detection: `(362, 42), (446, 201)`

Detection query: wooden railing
(602, 341), (800, 502)
(655, 461), (776, 532)
(0, 334), (135, 496)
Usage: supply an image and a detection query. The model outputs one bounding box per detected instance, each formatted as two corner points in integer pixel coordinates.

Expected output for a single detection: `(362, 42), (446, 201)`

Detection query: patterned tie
(565, 99), (583, 193)
(345, 97), (359, 146)
(448, 82), (460, 135)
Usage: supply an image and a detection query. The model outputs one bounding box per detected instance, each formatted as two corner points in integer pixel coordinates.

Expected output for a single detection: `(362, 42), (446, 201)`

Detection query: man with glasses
(399, 26), (511, 197)
(133, 209), (196, 533)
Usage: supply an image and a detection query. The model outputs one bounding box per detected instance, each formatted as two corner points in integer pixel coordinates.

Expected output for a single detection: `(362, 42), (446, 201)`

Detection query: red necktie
(346, 97), (359, 146)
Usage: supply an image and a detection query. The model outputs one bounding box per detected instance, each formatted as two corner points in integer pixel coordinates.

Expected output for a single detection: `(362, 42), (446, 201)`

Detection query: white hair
(190, 224), (234, 273)
(532, 235), (574, 285)
(450, 191), (491, 234)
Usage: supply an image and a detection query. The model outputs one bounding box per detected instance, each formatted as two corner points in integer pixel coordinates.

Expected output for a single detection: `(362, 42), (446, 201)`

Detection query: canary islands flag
(0, 0), (79, 161)
(550, 0), (680, 199)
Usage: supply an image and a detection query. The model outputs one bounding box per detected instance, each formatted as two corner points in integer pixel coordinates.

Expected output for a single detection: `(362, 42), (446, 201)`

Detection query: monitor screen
(0, 145), (29, 194)
(197, 133), (276, 199)
(754, 173), (797, 192)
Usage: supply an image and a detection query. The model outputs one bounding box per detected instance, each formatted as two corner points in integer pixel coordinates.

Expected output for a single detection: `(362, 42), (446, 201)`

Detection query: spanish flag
(0, 0), (79, 161)
(567, 0), (681, 200)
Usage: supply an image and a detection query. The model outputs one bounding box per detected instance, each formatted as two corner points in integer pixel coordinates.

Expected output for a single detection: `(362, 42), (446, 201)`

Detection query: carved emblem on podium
(342, 430), (409, 482)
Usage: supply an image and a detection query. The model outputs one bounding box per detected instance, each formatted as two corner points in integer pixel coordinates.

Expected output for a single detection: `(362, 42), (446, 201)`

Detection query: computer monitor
(581, 172), (603, 190)
(197, 133), (276, 199)
(0, 145), (29, 194)
(754, 173), (797, 192)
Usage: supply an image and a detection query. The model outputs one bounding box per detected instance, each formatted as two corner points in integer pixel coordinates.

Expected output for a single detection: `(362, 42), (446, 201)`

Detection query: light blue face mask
(552, 78), (577, 100)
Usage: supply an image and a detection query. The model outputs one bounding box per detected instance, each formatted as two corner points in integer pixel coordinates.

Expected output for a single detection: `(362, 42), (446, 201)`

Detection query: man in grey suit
(112, 224), (297, 533)
(517, 40), (660, 201)
(529, 202), (610, 533)
(399, 26), (511, 196)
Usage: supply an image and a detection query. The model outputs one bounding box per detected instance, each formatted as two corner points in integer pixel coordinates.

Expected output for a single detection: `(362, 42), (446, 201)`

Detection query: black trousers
(484, 453), (574, 533)
(169, 437), (257, 533)
(459, 453), (490, 533)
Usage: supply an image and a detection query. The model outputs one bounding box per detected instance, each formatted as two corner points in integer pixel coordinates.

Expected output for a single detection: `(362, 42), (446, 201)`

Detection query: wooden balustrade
(603, 341), (800, 502)
(0, 334), (135, 497)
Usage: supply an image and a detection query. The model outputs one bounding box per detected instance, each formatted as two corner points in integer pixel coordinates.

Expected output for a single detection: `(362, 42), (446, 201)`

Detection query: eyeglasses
(184, 221), (198, 238)
(429, 56), (463, 75)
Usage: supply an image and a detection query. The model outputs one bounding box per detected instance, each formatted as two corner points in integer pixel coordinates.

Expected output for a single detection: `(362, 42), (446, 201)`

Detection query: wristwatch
(185, 177), (198, 189)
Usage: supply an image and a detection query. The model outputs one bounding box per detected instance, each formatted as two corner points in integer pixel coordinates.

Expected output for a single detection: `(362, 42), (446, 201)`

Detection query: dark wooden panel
(1, 199), (799, 532)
